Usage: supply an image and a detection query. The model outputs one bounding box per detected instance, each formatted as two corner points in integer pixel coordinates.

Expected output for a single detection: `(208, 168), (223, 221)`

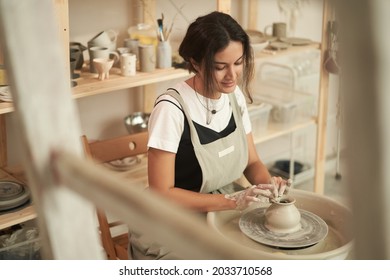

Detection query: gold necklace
(193, 77), (226, 124)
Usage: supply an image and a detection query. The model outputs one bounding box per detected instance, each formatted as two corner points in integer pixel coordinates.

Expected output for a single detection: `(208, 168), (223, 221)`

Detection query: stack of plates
(0, 181), (31, 212)
(0, 86), (12, 102)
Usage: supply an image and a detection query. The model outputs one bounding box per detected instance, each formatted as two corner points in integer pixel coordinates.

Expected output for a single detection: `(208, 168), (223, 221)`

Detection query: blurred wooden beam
(248, 0), (258, 29)
(0, 0), (104, 259)
(217, 0), (231, 14)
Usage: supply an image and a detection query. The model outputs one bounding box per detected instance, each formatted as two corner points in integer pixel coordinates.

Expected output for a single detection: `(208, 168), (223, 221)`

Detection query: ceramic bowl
(124, 112), (150, 134)
(247, 29), (269, 52)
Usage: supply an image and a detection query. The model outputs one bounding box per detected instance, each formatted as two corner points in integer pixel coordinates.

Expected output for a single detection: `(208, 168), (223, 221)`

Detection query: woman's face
(213, 40), (244, 94)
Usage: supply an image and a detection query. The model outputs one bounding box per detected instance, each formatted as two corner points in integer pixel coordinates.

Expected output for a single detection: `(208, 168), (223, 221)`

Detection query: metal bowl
(124, 112), (150, 134)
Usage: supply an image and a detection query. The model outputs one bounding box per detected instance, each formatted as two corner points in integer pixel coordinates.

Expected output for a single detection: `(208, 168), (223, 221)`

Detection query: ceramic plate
(0, 181), (31, 211)
(269, 41), (290, 50)
(239, 207), (328, 249)
(280, 37), (313, 46)
(105, 156), (141, 171)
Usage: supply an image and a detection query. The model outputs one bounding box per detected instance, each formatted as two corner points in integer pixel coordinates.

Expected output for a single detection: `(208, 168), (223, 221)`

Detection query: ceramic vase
(264, 197), (301, 233)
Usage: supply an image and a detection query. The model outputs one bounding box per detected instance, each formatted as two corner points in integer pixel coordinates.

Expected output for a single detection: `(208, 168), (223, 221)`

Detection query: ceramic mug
(89, 46), (119, 73)
(264, 22), (287, 38)
(120, 53), (136, 76)
(88, 29), (118, 51)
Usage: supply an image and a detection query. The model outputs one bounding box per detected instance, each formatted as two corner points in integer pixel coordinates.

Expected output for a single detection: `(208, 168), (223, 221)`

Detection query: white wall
(6, 0), (340, 169)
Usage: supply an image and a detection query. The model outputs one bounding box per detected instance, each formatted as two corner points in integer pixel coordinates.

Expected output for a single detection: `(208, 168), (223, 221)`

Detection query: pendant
(211, 109), (217, 114)
(206, 110), (212, 125)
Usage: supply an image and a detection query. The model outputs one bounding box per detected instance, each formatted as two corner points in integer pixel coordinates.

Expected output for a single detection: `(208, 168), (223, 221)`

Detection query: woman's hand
(225, 178), (292, 210)
(267, 177), (292, 202)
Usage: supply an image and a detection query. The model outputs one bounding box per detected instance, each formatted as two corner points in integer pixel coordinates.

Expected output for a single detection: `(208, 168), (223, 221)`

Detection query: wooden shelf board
(255, 43), (321, 59)
(72, 67), (191, 99)
(0, 45), (320, 115)
(0, 67), (191, 114)
(0, 101), (13, 114)
(0, 205), (36, 230)
(254, 118), (316, 144)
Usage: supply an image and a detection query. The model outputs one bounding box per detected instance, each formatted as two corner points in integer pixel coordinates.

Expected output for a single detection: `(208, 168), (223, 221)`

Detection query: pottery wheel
(239, 207), (328, 249)
(0, 181), (31, 211)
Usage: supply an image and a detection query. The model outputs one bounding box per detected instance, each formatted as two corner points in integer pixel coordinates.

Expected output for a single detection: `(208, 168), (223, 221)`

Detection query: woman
(129, 11), (289, 259)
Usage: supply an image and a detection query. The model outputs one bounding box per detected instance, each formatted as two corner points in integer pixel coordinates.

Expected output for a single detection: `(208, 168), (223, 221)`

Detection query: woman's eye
(235, 59), (243, 65)
(215, 66), (225, 71)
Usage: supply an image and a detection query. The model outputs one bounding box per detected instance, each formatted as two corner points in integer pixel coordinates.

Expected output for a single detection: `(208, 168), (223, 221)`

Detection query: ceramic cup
(117, 47), (131, 55)
(93, 58), (114, 81)
(124, 38), (139, 55)
(69, 58), (78, 87)
(124, 38), (140, 69)
(89, 46), (119, 73)
(264, 22), (287, 38)
(138, 44), (155, 72)
(120, 53), (136, 76)
(69, 48), (81, 78)
(88, 29), (118, 51)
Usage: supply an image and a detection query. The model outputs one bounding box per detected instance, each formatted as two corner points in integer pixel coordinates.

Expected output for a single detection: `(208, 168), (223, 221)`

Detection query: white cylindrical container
(157, 41), (172, 69)
(120, 53), (136, 76)
(139, 44), (156, 72)
(124, 38), (140, 70)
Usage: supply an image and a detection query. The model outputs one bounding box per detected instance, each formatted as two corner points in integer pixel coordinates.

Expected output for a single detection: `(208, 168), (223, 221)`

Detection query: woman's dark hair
(179, 11), (254, 102)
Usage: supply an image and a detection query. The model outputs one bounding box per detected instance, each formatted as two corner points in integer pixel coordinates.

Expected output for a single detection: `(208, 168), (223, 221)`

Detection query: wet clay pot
(264, 197), (301, 233)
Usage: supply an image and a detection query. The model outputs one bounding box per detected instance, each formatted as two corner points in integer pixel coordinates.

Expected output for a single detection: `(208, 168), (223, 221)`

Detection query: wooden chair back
(81, 131), (148, 260)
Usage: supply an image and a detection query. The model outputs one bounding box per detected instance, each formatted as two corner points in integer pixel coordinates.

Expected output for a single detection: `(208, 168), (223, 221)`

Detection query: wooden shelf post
(313, 0), (331, 194)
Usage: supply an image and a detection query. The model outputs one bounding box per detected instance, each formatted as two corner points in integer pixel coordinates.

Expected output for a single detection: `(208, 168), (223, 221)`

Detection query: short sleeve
(147, 95), (185, 153)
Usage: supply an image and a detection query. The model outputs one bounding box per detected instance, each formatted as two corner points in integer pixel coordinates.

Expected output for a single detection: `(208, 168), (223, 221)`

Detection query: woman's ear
(189, 58), (200, 73)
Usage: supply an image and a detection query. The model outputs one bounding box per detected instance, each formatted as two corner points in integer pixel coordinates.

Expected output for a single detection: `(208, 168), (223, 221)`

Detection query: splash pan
(239, 208), (328, 249)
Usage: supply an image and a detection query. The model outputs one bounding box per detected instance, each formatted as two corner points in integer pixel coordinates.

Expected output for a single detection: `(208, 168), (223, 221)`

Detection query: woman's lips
(222, 81), (236, 88)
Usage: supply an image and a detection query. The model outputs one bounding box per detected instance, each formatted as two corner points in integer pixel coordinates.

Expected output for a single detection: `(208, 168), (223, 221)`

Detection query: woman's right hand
(225, 178), (292, 210)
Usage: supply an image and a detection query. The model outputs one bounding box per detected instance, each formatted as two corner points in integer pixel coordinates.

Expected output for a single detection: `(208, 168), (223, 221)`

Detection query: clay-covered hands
(225, 177), (292, 210)
(266, 177), (292, 202)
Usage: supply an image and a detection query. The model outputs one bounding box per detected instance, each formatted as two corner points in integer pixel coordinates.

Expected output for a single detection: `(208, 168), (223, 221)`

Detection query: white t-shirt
(147, 80), (252, 153)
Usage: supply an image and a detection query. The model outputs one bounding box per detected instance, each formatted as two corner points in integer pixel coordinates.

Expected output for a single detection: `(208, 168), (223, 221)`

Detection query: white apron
(128, 89), (249, 260)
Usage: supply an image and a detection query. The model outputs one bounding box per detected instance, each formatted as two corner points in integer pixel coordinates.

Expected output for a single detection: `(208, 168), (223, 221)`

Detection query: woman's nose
(226, 65), (235, 78)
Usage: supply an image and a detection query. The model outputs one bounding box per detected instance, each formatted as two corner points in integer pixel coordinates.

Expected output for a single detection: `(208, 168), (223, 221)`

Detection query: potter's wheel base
(239, 207), (328, 249)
